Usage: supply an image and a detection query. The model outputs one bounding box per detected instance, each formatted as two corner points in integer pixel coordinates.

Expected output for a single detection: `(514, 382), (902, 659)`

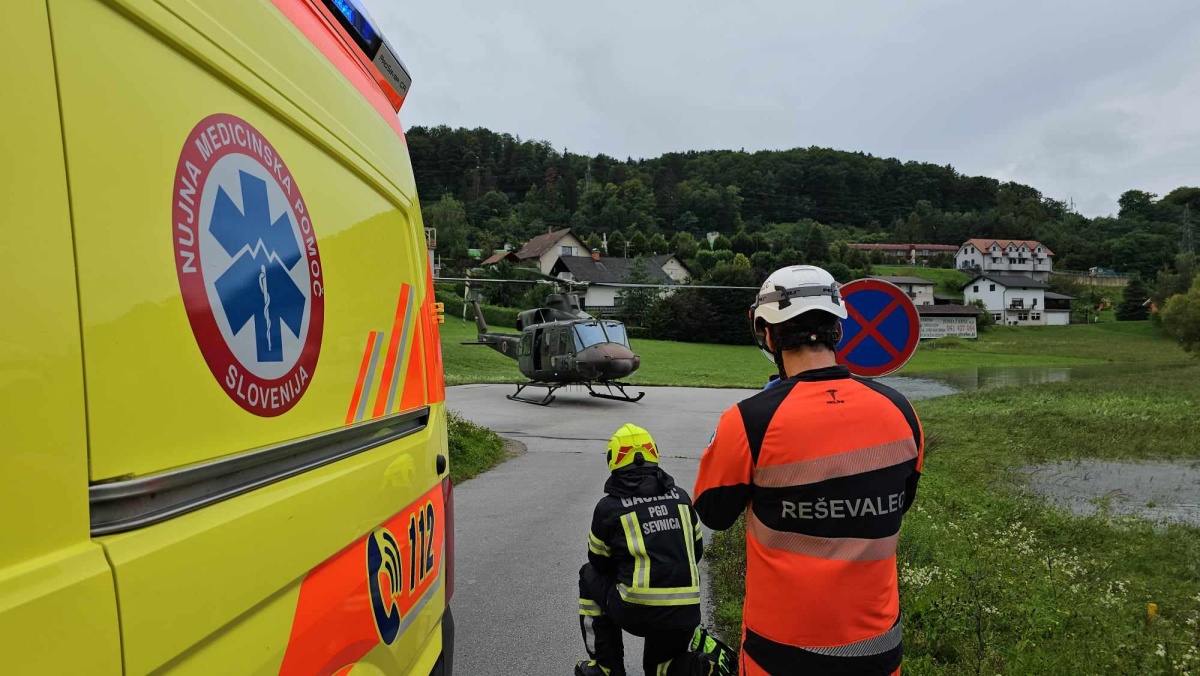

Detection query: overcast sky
(369, 0), (1200, 217)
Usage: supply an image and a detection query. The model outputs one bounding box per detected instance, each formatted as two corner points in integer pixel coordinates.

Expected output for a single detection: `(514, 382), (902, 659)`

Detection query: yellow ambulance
(2, 1), (453, 673)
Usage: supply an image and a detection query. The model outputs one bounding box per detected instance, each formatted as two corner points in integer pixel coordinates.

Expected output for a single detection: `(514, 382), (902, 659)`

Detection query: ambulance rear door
(0, 5), (121, 672)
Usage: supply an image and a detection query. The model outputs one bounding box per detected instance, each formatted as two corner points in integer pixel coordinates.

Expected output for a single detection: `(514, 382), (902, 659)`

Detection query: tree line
(411, 125), (1198, 281)
(412, 125), (1200, 348)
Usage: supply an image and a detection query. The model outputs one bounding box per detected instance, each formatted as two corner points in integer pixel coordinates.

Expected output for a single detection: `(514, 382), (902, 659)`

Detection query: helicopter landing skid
(506, 381), (561, 406)
(586, 381), (646, 404)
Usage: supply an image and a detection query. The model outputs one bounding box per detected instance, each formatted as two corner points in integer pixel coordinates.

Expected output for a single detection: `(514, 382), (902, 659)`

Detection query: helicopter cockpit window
(520, 333), (533, 357)
(601, 321), (628, 346)
(573, 323), (607, 350)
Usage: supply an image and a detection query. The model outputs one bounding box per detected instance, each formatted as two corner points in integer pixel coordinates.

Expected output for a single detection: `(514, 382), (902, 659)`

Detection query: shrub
(647, 289), (720, 343)
(626, 326), (652, 340)
(970, 299), (995, 332)
(1160, 277), (1200, 352)
(446, 411), (506, 483)
(1116, 275), (1150, 321)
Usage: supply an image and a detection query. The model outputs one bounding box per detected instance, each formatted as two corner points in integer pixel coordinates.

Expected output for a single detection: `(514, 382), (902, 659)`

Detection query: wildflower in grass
(899, 564), (941, 590)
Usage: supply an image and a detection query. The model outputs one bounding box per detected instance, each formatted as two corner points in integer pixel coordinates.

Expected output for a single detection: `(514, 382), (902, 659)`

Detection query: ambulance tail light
(441, 476), (455, 602)
(321, 0), (412, 111)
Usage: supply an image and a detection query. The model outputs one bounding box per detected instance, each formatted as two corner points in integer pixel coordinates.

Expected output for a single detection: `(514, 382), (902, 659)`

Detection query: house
(916, 304), (984, 339)
(550, 253), (692, 311)
(514, 228), (589, 275)
(481, 249), (518, 266)
(955, 239), (1055, 282)
(849, 243), (959, 264)
(1043, 291), (1075, 325)
(962, 273), (1071, 326)
(870, 276), (936, 306)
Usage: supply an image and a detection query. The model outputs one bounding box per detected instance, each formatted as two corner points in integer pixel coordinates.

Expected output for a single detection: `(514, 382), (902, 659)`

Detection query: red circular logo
(172, 114), (324, 416)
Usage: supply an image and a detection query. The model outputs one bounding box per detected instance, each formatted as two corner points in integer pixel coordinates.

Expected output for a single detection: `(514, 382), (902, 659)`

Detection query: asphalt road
(446, 384), (757, 675)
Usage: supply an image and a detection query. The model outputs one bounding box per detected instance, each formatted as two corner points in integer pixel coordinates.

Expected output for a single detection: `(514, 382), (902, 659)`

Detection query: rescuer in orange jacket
(693, 265), (925, 676)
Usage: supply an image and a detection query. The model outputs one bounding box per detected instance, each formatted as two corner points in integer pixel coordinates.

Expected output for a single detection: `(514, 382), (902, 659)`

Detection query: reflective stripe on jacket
(588, 466), (704, 629)
(693, 365), (924, 674)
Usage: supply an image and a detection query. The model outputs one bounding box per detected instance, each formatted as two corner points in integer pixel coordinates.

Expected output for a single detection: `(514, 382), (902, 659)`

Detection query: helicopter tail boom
(470, 298), (490, 335)
(463, 299), (522, 360)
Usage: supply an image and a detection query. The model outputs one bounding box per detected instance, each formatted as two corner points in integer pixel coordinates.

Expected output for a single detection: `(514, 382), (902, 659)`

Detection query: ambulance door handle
(436, 454), (447, 475)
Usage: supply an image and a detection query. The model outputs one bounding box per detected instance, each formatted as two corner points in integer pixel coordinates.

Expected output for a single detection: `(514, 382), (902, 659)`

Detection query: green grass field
(441, 318), (1182, 389)
(707, 363), (1200, 674)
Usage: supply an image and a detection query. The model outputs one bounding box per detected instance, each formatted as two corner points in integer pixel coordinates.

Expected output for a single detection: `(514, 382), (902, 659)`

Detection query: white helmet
(750, 265), (847, 364)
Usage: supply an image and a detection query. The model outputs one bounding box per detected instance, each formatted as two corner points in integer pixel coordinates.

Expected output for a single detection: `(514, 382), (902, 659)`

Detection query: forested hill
(407, 125), (1193, 279)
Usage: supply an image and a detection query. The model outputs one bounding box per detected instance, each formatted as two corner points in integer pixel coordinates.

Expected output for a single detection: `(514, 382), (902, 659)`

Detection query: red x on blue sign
(836, 279), (920, 377)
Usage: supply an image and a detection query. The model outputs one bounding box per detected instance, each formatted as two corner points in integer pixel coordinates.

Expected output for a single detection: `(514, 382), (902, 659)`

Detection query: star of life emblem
(173, 114), (325, 416)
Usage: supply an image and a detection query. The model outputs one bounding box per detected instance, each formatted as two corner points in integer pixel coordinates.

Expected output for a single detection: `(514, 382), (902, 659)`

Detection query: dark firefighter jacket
(587, 465), (704, 630)
(693, 365), (924, 676)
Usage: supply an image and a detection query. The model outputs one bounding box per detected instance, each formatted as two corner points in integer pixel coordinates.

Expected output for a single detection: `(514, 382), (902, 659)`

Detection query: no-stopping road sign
(836, 279), (920, 377)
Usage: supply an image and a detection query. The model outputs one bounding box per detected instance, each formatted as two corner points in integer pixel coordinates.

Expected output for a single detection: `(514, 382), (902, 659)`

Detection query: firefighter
(693, 265), (925, 676)
(576, 424), (714, 676)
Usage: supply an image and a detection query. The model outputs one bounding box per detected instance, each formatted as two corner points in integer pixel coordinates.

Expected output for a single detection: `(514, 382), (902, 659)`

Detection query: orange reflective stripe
(373, 284), (412, 418)
(422, 262), (445, 403)
(399, 318), (427, 412)
(752, 439), (917, 488)
(345, 331), (375, 424)
(346, 331), (381, 424)
(748, 512), (898, 562)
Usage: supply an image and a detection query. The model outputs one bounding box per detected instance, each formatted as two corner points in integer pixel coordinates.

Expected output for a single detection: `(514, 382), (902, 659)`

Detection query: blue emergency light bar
(322, 0), (412, 108)
(330, 0), (380, 52)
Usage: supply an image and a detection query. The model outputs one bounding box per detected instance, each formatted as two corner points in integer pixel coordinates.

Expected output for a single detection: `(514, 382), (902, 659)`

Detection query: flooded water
(880, 362), (1181, 401)
(1023, 460), (1200, 527)
(878, 361), (1200, 527)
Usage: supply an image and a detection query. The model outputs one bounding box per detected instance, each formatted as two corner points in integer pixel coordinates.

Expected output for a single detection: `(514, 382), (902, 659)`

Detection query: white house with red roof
(955, 238), (1055, 282)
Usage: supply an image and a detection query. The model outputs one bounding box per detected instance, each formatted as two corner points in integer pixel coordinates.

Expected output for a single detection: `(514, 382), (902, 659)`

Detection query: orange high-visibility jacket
(693, 365), (924, 675)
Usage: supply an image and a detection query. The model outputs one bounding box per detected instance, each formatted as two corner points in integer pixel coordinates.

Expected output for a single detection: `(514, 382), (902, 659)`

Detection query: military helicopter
(460, 284), (645, 406)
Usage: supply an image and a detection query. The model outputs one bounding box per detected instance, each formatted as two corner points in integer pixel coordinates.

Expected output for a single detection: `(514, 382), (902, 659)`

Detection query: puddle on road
(1022, 459), (1200, 527)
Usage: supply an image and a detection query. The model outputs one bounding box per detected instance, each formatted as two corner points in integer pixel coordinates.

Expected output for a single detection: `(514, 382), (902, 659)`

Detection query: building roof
(848, 243), (959, 252)
(961, 238), (1055, 256)
(1044, 291), (1076, 300)
(515, 228), (575, 260)
(962, 273), (1049, 290)
(481, 250), (517, 266)
(870, 275), (936, 286)
(553, 256), (675, 285)
(917, 304), (984, 316)
(646, 254), (692, 277)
